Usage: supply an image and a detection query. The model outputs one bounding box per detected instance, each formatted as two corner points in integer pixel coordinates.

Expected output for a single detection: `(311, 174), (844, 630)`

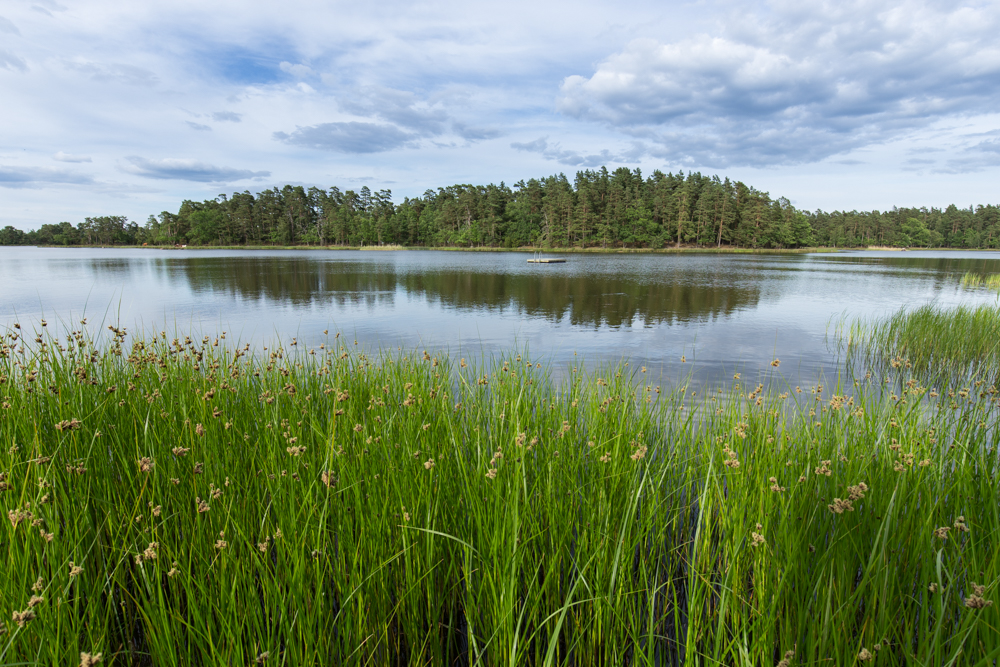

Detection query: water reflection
(163, 257), (399, 309)
(134, 255), (764, 328)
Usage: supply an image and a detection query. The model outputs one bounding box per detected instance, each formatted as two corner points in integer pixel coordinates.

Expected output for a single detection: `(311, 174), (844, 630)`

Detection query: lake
(3, 247), (999, 388)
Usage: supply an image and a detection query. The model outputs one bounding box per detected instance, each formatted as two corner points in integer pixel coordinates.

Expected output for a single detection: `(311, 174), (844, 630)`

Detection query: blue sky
(2, 0), (999, 229)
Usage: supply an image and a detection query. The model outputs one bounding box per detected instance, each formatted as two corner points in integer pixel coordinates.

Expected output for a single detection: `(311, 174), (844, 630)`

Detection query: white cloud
(0, 165), (93, 188)
(1, 49), (27, 71)
(212, 111), (242, 122)
(558, 0), (1000, 167)
(121, 156), (270, 182)
(511, 137), (642, 167)
(279, 61), (312, 78)
(64, 58), (159, 86)
(0, 16), (21, 34)
(338, 87), (449, 136)
(274, 122), (416, 153)
(54, 151), (92, 163)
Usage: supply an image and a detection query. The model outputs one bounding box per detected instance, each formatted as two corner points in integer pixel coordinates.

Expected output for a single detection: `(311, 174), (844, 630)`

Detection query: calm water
(3, 247), (1000, 388)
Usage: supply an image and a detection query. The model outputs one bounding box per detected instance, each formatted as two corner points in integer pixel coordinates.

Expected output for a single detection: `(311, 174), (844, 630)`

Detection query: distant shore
(7, 243), (906, 253)
(12, 243), (1000, 254)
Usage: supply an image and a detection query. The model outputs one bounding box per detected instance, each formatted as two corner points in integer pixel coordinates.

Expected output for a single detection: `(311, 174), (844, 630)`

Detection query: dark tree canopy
(3, 169), (998, 249)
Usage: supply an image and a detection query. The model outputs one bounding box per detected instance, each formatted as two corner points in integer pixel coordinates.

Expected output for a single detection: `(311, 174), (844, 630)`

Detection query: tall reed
(959, 272), (1000, 291)
(843, 302), (1000, 386)
(1, 323), (998, 665)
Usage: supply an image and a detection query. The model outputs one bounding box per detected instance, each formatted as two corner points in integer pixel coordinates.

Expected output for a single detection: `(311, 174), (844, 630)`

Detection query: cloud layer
(0, 165), (94, 188)
(274, 122), (415, 154)
(121, 157), (270, 182)
(558, 0), (1000, 167)
(1, 0), (999, 228)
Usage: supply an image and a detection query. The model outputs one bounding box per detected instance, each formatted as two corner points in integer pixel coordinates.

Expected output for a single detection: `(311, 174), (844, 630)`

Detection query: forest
(2, 167), (998, 249)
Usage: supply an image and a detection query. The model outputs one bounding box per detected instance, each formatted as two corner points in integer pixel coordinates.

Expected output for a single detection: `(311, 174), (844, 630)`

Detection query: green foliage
(845, 303), (1000, 387)
(2, 325), (999, 664)
(902, 217), (932, 247)
(4, 170), (999, 250)
(809, 204), (1000, 249)
(0, 225), (27, 245)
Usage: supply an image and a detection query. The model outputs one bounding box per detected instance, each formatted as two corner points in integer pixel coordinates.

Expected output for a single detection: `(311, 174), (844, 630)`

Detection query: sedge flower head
(12, 609), (36, 628)
(776, 649), (795, 667)
(965, 583), (993, 609)
(80, 652), (103, 667)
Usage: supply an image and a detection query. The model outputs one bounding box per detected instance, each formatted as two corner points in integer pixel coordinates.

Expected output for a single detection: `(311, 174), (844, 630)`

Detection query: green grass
(844, 303), (1000, 387)
(1, 324), (999, 665)
(960, 272), (1000, 291)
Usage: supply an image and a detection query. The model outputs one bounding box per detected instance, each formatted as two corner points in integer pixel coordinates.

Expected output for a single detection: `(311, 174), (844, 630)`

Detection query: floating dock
(527, 258), (566, 263)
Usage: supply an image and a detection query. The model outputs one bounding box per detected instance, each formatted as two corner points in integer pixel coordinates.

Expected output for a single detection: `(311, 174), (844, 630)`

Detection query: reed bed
(959, 272), (1000, 291)
(2, 323), (999, 666)
(844, 303), (1000, 387)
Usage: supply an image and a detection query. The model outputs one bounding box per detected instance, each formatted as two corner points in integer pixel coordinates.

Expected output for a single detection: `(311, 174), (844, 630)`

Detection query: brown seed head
(54, 418), (82, 432)
(965, 593), (993, 609)
(80, 652), (103, 667)
(814, 460), (832, 476)
(828, 498), (854, 514)
(12, 608), (36, 628)
(847, 482), (868, 501)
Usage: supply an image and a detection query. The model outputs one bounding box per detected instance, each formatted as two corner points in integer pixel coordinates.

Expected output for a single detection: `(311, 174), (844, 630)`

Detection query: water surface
(3, 247), (999, 388)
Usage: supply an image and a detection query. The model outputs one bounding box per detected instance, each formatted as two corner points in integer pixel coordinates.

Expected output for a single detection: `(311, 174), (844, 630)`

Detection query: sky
(2, 0), (1000, 230)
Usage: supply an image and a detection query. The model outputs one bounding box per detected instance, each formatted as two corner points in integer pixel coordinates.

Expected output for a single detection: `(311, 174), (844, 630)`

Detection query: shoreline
(13, 243), (993, 253)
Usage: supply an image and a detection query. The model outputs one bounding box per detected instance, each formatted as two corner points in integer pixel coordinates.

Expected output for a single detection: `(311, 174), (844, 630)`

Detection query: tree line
(2, 167), (998, 249)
